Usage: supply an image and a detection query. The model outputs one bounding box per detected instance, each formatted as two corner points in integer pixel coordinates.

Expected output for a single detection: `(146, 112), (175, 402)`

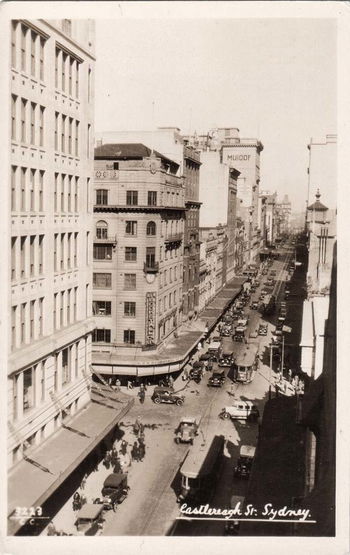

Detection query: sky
(95, 17), (337, 213)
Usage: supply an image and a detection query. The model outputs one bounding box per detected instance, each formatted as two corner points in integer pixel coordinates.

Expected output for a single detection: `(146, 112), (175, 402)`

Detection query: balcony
(164, 232), (183, 245)
(143, 261), (159, 273)
(94, 236), (117, 244)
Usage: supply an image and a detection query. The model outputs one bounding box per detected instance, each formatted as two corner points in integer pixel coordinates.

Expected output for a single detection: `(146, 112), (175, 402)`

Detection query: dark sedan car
(208, 370), (226, 387)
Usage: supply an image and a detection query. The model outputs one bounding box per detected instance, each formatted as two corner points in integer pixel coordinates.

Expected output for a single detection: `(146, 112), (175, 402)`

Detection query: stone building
(92, 143), (185, 374)
(8, 19), (95, 468)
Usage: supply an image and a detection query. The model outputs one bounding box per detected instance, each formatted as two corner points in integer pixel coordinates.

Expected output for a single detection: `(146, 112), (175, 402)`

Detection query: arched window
(146, 221), (156, 236)
(96, 220), (108, 239)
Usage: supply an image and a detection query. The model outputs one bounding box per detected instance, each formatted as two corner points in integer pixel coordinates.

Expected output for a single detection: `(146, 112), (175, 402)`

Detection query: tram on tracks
(232, 341), (259, 384)
(178, 430), (225, 504)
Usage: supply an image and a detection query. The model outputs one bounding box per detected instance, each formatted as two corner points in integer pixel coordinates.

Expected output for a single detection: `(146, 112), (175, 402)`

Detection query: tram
(178, 431), (225, 504)
(232, 341), (259, 384)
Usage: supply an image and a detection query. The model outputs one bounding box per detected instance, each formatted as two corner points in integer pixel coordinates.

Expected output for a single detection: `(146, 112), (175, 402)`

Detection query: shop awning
(8, 390), (134, 535)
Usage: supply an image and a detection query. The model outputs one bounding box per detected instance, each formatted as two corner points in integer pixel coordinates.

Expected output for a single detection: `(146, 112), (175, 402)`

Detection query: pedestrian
(120, 440), (128, 456)
(182, 368), (189, 381)
(131, 441), (140, 462)
(168, 375), (174, 387)
(80, 473), (88, 490)
(197, 341), (202, 351)
(80, 492), (87, 506)
(288, 369), (292, 383)
(127, 379), (133, 390)
(115, 378), (121, 392)
(72, 491), (81, 511)
(138, 437), (146, 461)
(47, 521), (57, 536)
(139, 389), (145, 404)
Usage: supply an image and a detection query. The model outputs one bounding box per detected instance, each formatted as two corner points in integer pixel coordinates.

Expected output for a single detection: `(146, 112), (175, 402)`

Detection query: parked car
(219, 400), (260, 422)
(251, 301), (259, 310)
(208, 369), (226, 387)
(152, 386), (184, 406)
(75, 504), (105, 535)
(175, 417), (199, 444)
(189, 365), (203, 383)
(234, 445), (256, 479)
(233, 326), (246, 342)
(258, 324), (268, 336)
(101, 473), (130, 511)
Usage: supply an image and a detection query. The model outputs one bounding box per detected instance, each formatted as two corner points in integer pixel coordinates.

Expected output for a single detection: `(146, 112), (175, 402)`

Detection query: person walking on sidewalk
(120, 440), (128, 456)
(115, 378), (121, 392)
(131, 441), (140, 462)
(80, 473), (88, 490)
(138, 389), (145, 404)
(138, 437), (146, 461)
(168, 375), (174, 387)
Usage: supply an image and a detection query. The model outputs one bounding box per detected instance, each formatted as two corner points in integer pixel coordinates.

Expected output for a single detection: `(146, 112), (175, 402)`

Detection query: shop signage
(145, 292), (156, 345)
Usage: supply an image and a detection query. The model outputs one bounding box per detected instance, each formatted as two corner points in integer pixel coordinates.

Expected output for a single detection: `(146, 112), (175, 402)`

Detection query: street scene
(4, 6), (340, 551)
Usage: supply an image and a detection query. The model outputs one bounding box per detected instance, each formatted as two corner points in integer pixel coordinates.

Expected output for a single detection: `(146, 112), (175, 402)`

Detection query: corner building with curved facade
(92, 143), (186, 375)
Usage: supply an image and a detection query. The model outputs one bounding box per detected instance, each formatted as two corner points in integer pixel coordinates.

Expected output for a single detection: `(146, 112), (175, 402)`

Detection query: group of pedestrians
(130, 437), (146, 462)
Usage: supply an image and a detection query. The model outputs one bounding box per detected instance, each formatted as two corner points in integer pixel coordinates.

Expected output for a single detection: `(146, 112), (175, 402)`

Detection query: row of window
(96, 219), (156, 239)
(11, 235), (44, 281)
(95, 189), (183, 208)
(159, 266), (181, 287)
(55, 46), (81, 99)
(159, 290), (179, 314)
(11, 166), (44, 213)
(11, 298), (44, 349)
(92, 300), (136, 317)
(54, 112), (80, 156)
(54, 232), (79, 273)
(12, 341), (81, 421)
(92, 329), (135, 345)
(93, 245), (157, 266)
(11, 95), (45, 146)
(53, 287), (78, 330)
(11, 21), (45, 81)
(54, 173), (79, 213)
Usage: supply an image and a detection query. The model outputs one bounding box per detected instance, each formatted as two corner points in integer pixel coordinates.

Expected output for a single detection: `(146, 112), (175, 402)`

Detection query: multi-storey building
(92, 143), (185, 373)
(307, 134), (337, 211)
(95, 128), (202, 323)
(198, 229), (218, 311)
(8, 19), (95, 470)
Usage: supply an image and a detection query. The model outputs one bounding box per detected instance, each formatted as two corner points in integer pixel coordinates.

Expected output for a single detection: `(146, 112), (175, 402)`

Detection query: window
(124, 301), (136, 317)
(30, 300), (35, 339)
(96, 189), (108, 205)
(125, 247), (137, 262)
(87, 123), (91, 158)
(93, 244), (112, 260)
(75, 176), (79, 211)
(67, 175), (72, 212)
(62, 52), (67, 92)
(39, 106), (44, 146)
(61, 174), (65, 212)
(11, 166), (17, 211)
(53, 293), (57, 329)
(21, 24), (27, 72)
(148, 191), (157, 206)
(92, 329), (111, 343)
(60, 233), (65, 270)
(11, 21), (17, 68)
(30, 31), (36, 76)
(67, 232), (72, 268)
(96, 220), (108, 239)
(11, 95), (17, 141)
(68, 117), (73, 154)
(29, 169), (35, 211)
(75, 60), (79, 98)
(62, 19), (72, 35)
(61, 114), (66, 152)
(11, 306), (17, 350)
(11, 237), (17, 281)
(40, 361), (46, 402)
(74, 232), (78, 266)
(38, 235), (43, 274)
(93, 272), (111, 288)
(55, 48), (59, 88)
(62, 347), (71, 386)
(164, 269), (167, 285)
(73, 287), (77, 321)
(126, 190), (138, 206)
(20, 303), (26, 342)
(20, 236), (26, 278)
(54, 234), (58, 272)
(30, 235), (35, 276)
(55, 112), (59, 150)
(146, 246), (156, 268)
(21, 98), (27, 142)
(23, 367), (34, 412)
(124, 329), (135, 344)
(125, 220), (137, 235)
(124, 273), (136, 290)
(69, 58), (73, 95)
(38, 297), (43, 336)
(39, 170), (44, 211)
(88, 67), (92, 102)
(75, 120), (79, 156)
(146, 221), (156, 236)
(39, 38), (45, 81)
(60, 291), (64, 326)
(93, 300), (111, 316)
(30, 102), (36, 144)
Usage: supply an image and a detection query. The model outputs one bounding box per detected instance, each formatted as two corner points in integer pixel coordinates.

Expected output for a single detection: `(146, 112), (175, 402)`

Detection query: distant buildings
(8, 19), (95, 468)
(92, 143), (186, 372)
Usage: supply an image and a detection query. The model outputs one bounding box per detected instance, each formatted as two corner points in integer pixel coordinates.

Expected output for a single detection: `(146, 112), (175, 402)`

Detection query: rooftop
(94, 143), (179, 170)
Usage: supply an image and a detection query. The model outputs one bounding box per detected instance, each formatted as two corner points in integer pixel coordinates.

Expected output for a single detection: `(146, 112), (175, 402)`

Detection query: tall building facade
(8, 19), (95, 468)
(307, 134), (337, 211)
(92, 143), (185, 372)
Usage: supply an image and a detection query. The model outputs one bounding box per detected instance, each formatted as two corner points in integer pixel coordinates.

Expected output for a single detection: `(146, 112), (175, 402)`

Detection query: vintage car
(219, 400), (260, 422)
(101, 473), (130, 511)
(189, 363), (203, 383)
(220, 326), (233, 337)
(271, 329), (283, 344)
(208, 369), (226, 387)
(250, 301), (259, 310)
(218, 353), (233, 367)
(234, 445), (256, 479)
(152, 386), (184, 406)
(233, 326), (246, 342)
(199, 352), (212, 362)
(175, 417), (199, 444)
(258, 324), (268, 336)
(75, 503), (105, 535)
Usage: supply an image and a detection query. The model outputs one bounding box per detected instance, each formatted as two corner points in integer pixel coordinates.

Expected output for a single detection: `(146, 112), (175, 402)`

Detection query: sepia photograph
(0, 2), (348, 554)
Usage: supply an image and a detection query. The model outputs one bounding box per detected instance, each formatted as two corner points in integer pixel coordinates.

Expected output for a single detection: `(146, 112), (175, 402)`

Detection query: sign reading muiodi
(226, 154), (251, 161)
